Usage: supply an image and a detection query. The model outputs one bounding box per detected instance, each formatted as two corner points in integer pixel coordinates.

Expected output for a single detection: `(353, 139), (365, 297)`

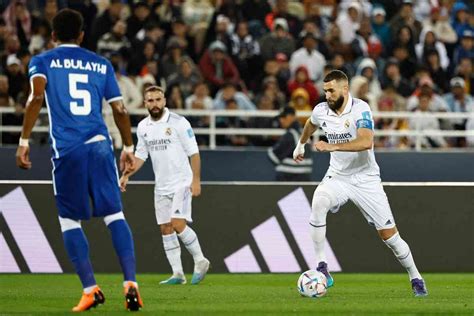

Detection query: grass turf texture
(0, 273), (472, 315)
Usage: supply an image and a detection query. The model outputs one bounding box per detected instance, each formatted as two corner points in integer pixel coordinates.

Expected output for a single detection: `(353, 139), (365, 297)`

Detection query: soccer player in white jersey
(120, 86), (210, 285)
(293, 70), (428, 297)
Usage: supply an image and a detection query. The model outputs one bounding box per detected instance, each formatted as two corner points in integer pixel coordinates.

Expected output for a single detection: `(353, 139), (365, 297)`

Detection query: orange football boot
(72, 286), (105, 312)
(124, 281), (143, 311)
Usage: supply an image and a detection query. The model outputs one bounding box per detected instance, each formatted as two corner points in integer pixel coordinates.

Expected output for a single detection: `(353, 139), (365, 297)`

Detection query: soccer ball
(297, 269), (328, 298)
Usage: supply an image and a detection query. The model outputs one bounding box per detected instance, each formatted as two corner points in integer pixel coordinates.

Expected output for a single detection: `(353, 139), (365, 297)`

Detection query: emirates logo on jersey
(165, 128), (172, 136)
(344, 119), (350, 129)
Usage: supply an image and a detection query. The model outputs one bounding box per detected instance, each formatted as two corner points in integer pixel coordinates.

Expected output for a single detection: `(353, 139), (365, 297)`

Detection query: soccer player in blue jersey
(15, 9), (143, 312)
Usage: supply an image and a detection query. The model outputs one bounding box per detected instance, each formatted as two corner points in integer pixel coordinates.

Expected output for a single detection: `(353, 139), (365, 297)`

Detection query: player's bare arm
(293, 118), (317, 162)
(110, 100), (135, 172)
(315, 128), (374, 152)
(119, 157), (145, 192)
(190, 153), (201, 197)
(16, 76), (47, 169)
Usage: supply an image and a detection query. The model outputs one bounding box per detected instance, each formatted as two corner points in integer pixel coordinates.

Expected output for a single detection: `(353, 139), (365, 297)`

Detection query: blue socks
(107, 219), (136, 282)
(62, 228), (96, 288)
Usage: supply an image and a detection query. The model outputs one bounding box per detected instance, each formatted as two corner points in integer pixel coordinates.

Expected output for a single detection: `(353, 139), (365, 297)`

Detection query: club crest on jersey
(165, 128), (172, 136)
(344, 119), (350, 129)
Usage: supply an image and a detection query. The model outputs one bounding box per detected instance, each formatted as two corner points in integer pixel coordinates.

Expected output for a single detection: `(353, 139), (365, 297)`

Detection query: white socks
(384, 232), (422, 280)
(162, 233), (184, 276)
(310, 224), (327, 264)
(178, 226), (205, 263)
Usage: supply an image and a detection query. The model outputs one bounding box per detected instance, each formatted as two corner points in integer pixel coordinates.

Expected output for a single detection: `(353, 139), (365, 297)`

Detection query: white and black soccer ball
(297, 269), (328, 298)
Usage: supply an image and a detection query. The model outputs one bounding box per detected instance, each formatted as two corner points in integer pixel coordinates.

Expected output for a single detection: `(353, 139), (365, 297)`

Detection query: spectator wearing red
(287, 65), (318, 106)
(199, 40), (240, 94)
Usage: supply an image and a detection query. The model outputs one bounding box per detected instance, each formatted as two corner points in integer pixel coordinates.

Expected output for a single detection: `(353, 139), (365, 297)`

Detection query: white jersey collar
(147, 108), (170, 125)
(58, 44), (80, 48)
(328, 94), (354, 117)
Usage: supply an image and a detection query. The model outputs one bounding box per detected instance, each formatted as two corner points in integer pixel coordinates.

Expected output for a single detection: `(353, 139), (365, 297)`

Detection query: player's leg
(155, 193), (186, 284)
(159, 222), (186, 284)
(88, 140), (142, 309)
(53, 149), (105, 312)
(171, 187), (210, 284)
(310, 176), (348, 287)
(351, 175), (427, 296)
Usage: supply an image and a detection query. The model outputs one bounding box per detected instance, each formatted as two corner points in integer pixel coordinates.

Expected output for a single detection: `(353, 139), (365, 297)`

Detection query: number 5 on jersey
(69, 73), (91, 115)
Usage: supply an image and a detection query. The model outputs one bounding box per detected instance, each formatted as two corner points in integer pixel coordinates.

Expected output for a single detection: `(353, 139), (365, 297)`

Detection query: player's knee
(160, 223), (174, 235)
(310, 193), (331, 225)
(58, 216), (82, 233)
(171, 218), (186, 233)
(103, 212), (125, 227)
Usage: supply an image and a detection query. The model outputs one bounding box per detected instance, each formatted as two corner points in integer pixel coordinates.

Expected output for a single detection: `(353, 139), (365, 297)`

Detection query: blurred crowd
(0, 0), (473, 148)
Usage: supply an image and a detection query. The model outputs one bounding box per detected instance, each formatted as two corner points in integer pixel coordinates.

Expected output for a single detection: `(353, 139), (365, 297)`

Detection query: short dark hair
(144, 85), (165, 96)
(52, 9), (83, 42)
(323, 70), (349, 83)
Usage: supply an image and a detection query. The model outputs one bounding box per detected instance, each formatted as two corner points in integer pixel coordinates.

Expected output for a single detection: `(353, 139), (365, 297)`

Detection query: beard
(327, 95), (345, 112)
(148, 107), (164, 119)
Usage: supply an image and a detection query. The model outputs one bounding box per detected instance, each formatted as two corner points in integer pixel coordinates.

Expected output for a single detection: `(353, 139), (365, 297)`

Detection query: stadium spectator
(265, 0), (302, 38)
(257, 75), (286, 109)
(388, 25), (417, 59)
(89, 0), (122, 51)
(454, 57), (474, 96)
(182, 0), (214, 27)
(28, 19), (50, 54)
(2, 0), (32, 49)
(248, 94), (278, 147)
(336, 2), (362, 45)
(389, 0), (422, 40)
(450, 1), (472, 40)
(350, 75), (377, 111)
(287, 65), (319, 106)
(185, 82), (213, 110)
(407, 76), (449, 112)
(289, 87), (311, 125)
(453, 29), (474, 66)
(167, 57), (202, 99)
(415, 27), (450, 70)
(166, 84), (185, 109)
(325, 23), (351, 61)
(97, 20), (130, 60)
(355, 58), (382, 100)
(203, 13), (233, 55)
(161, 37), (187, 79)
(425, 49), (449, 93)
(351, 19), (383, 61)
(259, 18), (296, 62)
(5, 53), (25, 100)
(443, 77), (474, 147)
(230, 20), (261, 91)
(126, 2), (153, 41)
(240, 0), (272, 38)
(391, 44), (417, 81)
(381, 58), (413, 97)
(289, 31), (325, 82)
(213, 82), (256, 110)
(371, 6), (391, 49)
(170, 16), (196, 60)
(408, 93), (448, 148)
(422, 6), (458, 45)
(199, 40), (240, 94)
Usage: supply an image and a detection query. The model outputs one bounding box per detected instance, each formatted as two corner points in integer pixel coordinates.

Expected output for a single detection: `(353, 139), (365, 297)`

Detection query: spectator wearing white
(213, 83), (256, 111)
(289, 31), (326, 82)
(355, 57), (382, 100)
(422, 6), (457, 45)
(336, 2), (362, 44)
(407, 76), (449, 112)
(350, 75), (378, 111)
(185, 82), (214, 111)
(408, 93), (448, 148)
(415, 26), (449, 70)
(443, 77), (474, 128)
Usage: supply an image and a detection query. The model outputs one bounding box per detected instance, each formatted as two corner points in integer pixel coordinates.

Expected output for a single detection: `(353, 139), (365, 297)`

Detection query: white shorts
(154, 186), (192, 225)
(313, 173), (395, 230)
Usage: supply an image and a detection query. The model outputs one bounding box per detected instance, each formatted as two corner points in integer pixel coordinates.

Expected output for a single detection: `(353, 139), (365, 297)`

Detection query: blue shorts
(52, 140), (122, 220)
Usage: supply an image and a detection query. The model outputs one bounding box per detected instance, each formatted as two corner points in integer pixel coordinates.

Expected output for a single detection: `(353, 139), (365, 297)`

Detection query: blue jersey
(28, 44), (122, 158)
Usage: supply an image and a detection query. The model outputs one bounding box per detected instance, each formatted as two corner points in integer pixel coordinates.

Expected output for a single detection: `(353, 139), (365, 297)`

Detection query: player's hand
(190, 179), (201, 197)
(120, 151), (136, 173)
(16, 145), (32, 169)
(119, 175), (129, 192)
(293, 142), (305, 162)
(314, 141), (336, 152)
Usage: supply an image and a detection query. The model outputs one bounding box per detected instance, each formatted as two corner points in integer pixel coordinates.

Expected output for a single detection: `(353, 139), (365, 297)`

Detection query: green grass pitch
(0, 273), (473, 315)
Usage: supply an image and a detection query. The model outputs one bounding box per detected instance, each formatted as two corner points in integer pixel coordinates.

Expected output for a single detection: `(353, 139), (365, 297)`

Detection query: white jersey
(310, 94), (380, 176)
(135, 108), (199, 195)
